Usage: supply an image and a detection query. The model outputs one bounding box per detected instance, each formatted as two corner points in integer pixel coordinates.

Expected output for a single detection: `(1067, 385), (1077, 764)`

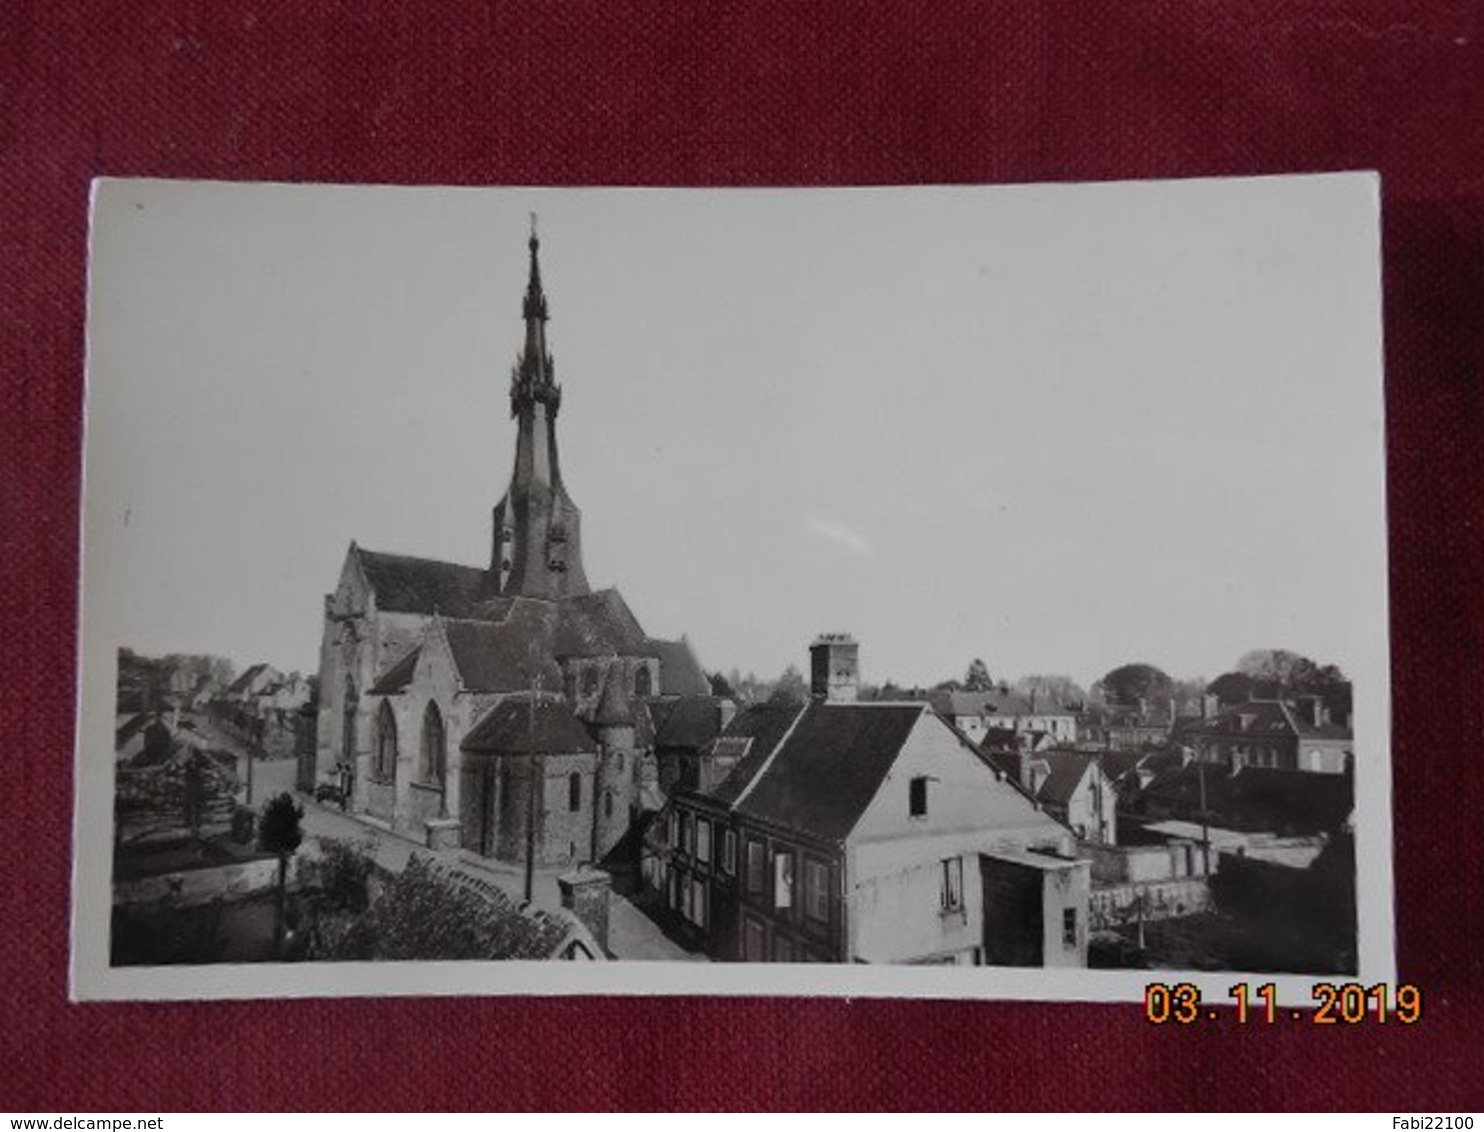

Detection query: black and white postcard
(73, 176), (1392, 1002)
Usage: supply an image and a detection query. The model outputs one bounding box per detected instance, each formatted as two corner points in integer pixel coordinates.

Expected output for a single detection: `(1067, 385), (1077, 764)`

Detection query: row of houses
(642, 634), (1355, 967)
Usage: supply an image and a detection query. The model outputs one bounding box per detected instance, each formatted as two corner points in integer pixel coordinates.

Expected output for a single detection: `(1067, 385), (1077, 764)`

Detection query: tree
(963, 658), (994, 692)
(768, 664), (809, 706)
(708, 670), (737, 699)
(258, 792), (304, 957)
(1099, 663), (1174, 707)
(1013, 674), (1087, 709)
(1207, 671), (1256, 706)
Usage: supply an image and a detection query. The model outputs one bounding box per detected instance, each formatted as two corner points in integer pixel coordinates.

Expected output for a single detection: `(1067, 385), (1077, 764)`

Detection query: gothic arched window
(604, 791), (614, 819)
(634, 665), (652, 698)
(342, 677), (358, 763)
(421, 701), (447, 787)
(568, 771), (582, 812)
(375, 701), (398, 781)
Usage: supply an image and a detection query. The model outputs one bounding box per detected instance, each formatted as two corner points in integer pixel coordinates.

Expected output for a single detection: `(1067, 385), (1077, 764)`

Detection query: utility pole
(1198, 756), (1211, 877)
(524, 670), (541, 904)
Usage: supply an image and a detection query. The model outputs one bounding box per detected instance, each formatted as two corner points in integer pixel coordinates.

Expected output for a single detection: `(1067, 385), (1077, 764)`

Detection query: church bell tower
(490, 221), (592, 600)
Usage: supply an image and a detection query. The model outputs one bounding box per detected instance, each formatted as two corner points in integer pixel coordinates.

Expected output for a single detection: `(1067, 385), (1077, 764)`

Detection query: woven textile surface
(2, 1), (1481, 1111)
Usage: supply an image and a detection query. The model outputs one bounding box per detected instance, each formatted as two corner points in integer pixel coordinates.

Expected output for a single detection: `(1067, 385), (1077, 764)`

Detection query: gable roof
(930, 688), (1073, 720)
(356, 547), (494, 617)
(651, 694), (725, 750)
(1033, 752), (1097, 807)
(732, 702), (928, 843)
(370, 647), (421, 695)
(461, 693), (596, 755)
(703, 703), (809, 807)
(1186, 699), (1352, 742)
(645, 637), (711, 696)
(227, 662), (272, 695)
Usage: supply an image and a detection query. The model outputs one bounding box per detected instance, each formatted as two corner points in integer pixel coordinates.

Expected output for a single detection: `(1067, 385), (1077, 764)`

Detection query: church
(309, 226), (724, 870)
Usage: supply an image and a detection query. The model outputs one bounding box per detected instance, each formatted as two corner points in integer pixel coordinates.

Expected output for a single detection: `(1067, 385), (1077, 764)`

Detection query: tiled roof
(461, 693), (596, 755)
(651, 694), (725, 750)
(930, 689), (1072, 719)
(442, 617), (564, 693)
(370, 648), (421, 695)
(227, 663), (270, 695)
(733, 703), (928, 843)
(593, 663), (634, 726)
(645, 637), (711, 697)
(356, 548), (494, 617)
(703, 703), (809, 807)
(1033, 752), (1097, 807)
(1097, 749), (1151, 780)
(1185, 699), (1351, 741)
(553, 588), (649, 657)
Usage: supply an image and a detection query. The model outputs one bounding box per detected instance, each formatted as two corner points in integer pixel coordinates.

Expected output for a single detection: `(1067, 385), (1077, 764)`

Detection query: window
(1063, 907), (1078, 949)
(420, 702), (446, 786)
(634, 665), (652, 698)
(940, 857), (964, 912)
(774, 850), (795, 910)
(682, 813), (694, 854)
(680, 872), (692, 920)
(746, 840), (766, 895)
(743, 917), (767, 962)
(582, 666), (599, 696)
(696, 819), (712, 864)
(374, 701), (398, 780)
(909, 775), (929, 817)
(773, 934), (795, 963)
(667, 810), (679, 847)
(805, 859), (830, 922)
(689, 878), (708, 928)
(721, 829), (737, 875)
(604, 791), (613, 819)
(568, 771), (581, 812)
(563, 668), (577, 702)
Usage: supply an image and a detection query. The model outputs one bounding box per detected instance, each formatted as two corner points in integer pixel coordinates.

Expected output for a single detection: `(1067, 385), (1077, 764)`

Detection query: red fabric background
(3, 1), (1481, 1111)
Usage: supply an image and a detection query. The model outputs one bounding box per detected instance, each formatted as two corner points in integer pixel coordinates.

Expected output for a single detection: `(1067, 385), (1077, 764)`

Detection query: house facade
(653, 637), (1091, 967)
(1183, 697), (1352, 774)
(930, 688), (1078, 746)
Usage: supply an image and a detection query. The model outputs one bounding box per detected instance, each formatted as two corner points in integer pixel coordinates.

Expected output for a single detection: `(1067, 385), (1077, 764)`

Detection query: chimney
(1137, 696), (1148, 720)
(809, 633), (859, 703)
(1202, 692), (1218, 719)
(717, 698), (737, 731)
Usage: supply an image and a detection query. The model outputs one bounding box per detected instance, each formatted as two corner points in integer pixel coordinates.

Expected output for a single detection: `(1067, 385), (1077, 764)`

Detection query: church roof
(553, 589), (649, 656)
(442, 617), (564, 694)
(592, 663), (634, 726)
(461, 693), (596, 755)
(644, 637), (711, 697)
(369, 648), (421, 695)
(356, 548), (493, 617)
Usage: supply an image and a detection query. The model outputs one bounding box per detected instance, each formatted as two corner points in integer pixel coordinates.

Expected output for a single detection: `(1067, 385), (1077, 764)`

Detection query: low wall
(114, 855), (299, 908)
(1090, 876), (1211, 930)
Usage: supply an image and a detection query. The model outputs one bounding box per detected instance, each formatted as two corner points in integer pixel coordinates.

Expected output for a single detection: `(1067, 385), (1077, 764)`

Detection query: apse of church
(312, 227), (717, 870)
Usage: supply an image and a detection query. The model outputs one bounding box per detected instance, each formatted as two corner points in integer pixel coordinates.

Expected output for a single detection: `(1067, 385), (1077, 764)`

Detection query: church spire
(512, 213), (559, 417)
(492, 222), (590, 600)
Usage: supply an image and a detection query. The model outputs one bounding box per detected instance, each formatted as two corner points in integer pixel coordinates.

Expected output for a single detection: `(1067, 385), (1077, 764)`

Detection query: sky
(81, 176), (1388, 692)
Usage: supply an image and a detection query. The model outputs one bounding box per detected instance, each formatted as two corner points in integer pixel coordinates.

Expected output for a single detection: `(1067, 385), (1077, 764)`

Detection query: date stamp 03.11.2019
(1143, 981), (1423, 1026)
